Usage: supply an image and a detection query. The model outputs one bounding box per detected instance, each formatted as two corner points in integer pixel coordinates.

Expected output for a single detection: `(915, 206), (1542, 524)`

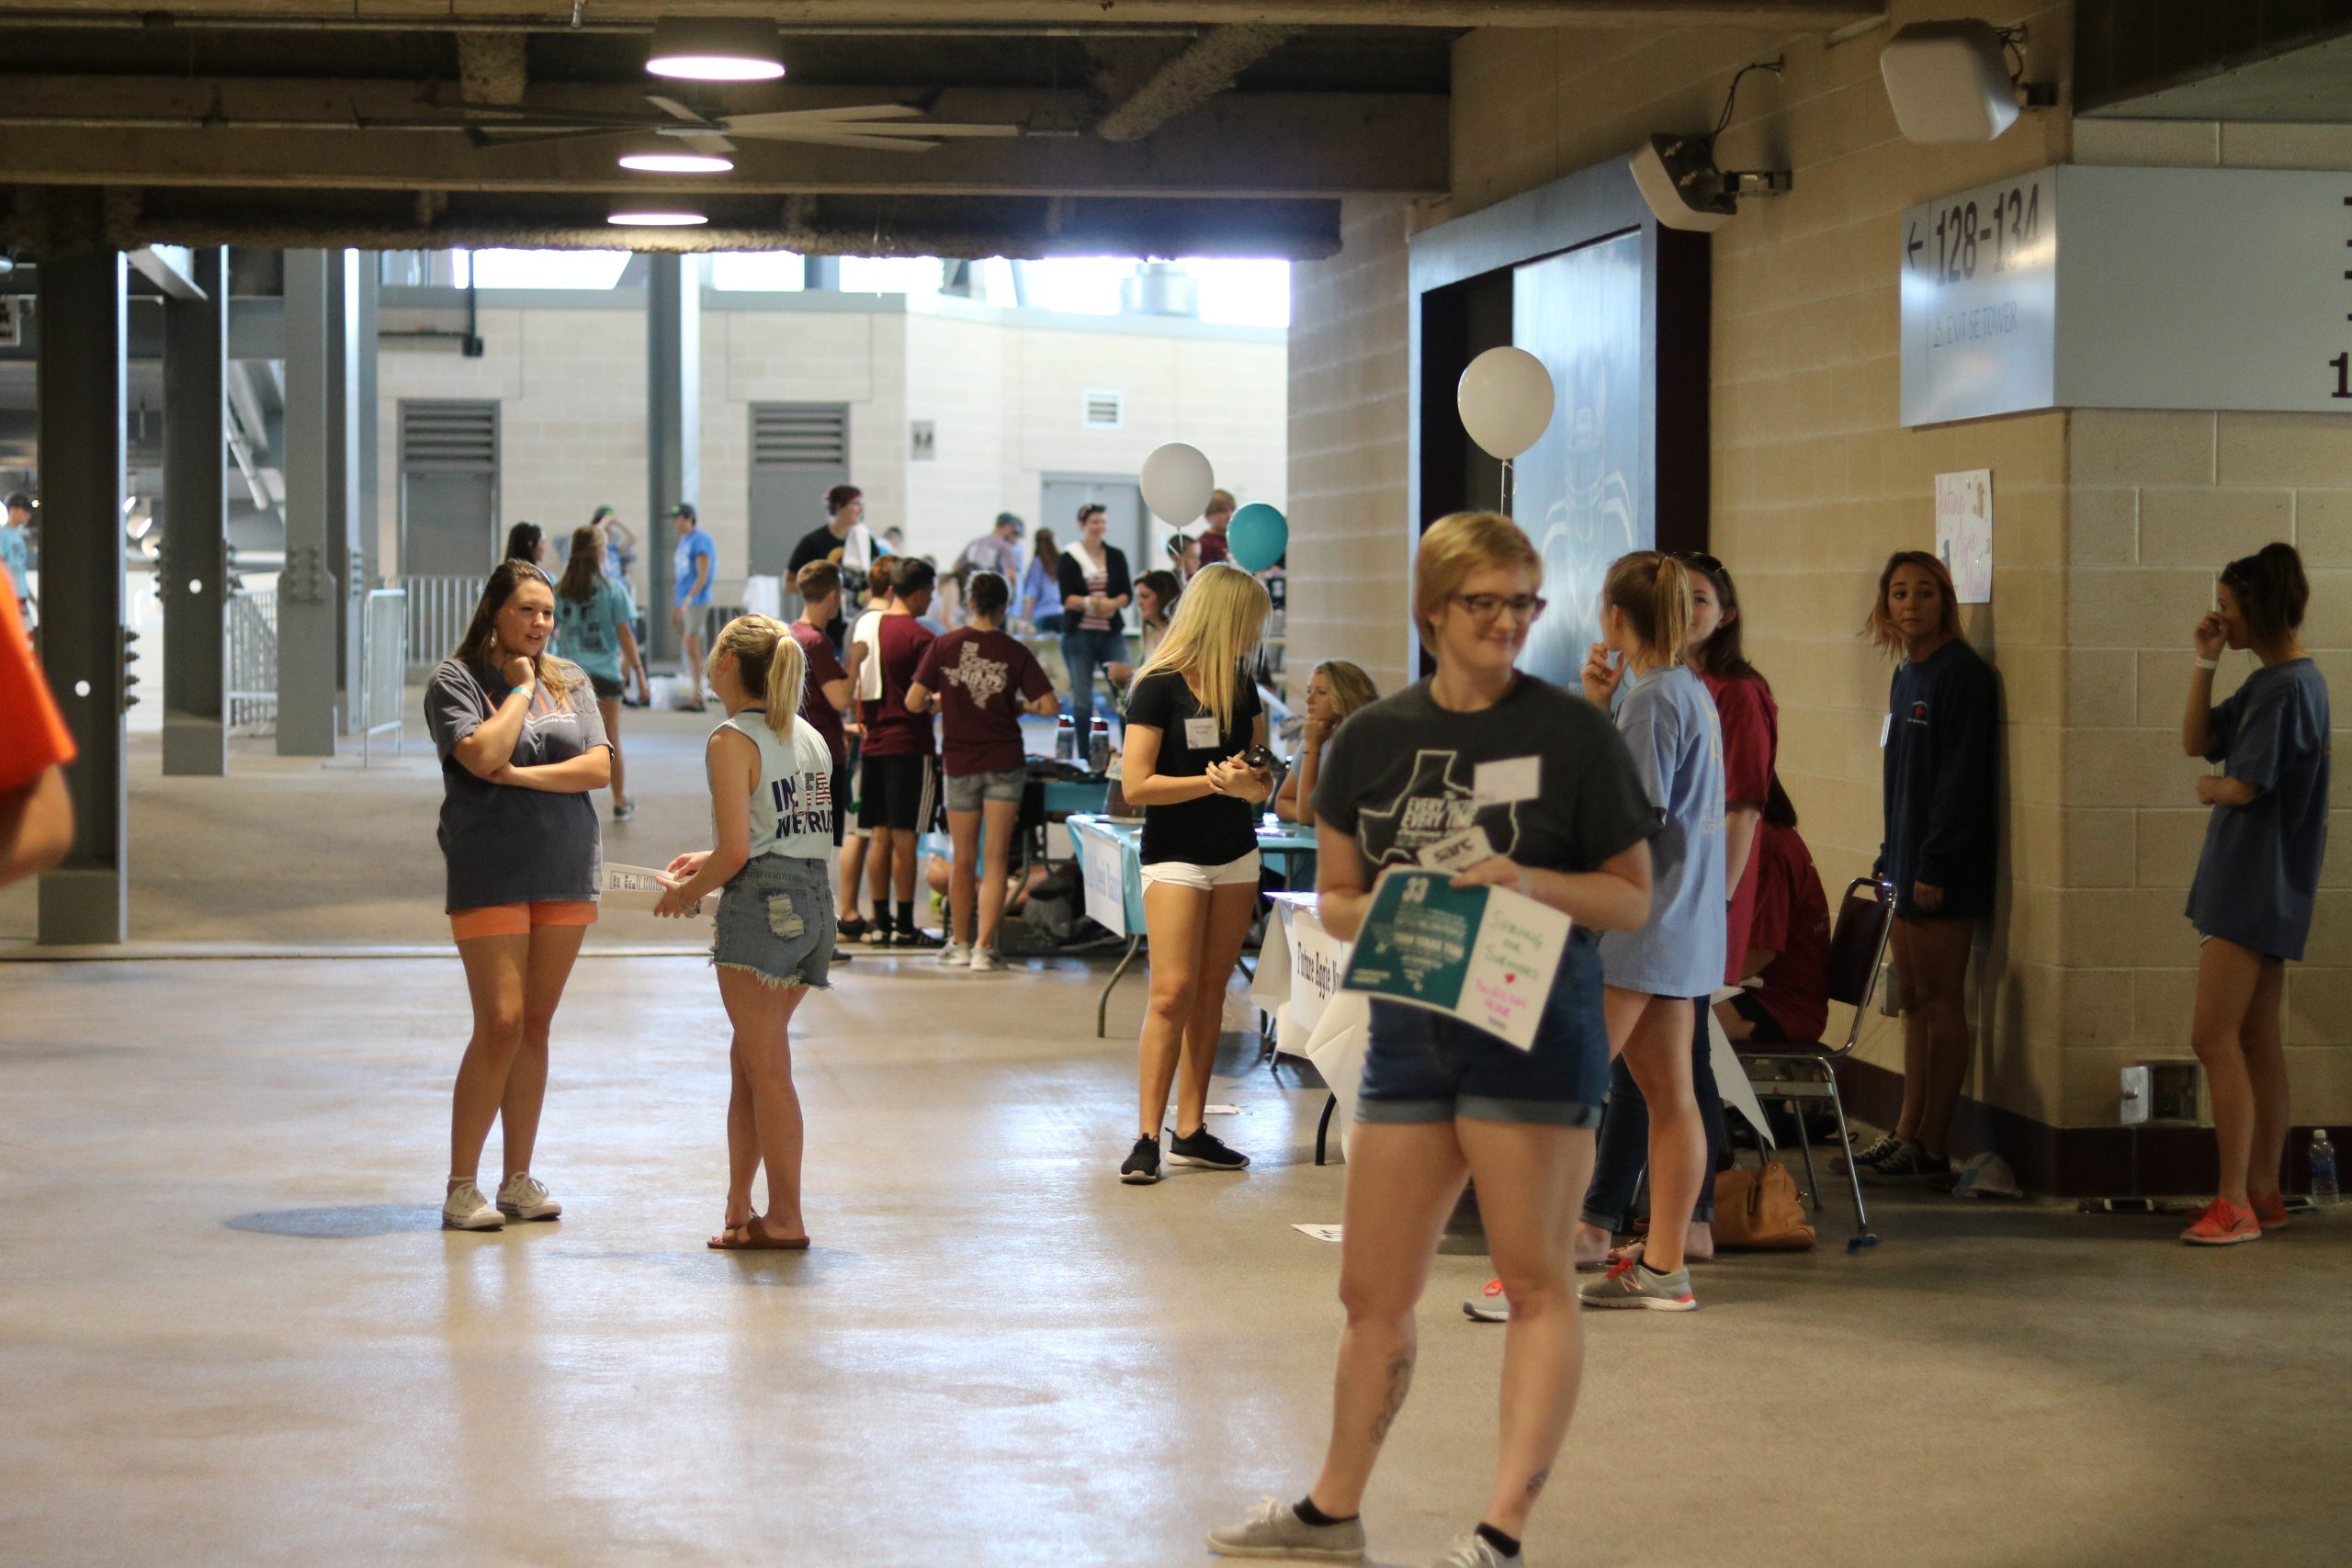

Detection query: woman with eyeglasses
(1208, 513), (1655, 1568)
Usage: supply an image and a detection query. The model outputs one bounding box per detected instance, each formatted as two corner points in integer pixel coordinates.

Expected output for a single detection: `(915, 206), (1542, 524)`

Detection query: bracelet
(2193, 656), (2219, 671)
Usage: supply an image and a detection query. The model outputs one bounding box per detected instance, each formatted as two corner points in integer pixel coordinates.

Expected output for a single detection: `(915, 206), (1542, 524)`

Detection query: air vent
(752, 403), (850, 468)
(398, 400), (498, 470)
(1081, 389), (1125, 430)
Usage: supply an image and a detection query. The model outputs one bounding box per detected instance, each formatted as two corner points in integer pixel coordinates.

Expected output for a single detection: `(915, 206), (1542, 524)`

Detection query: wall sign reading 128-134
(1900, 164), (2352, 426)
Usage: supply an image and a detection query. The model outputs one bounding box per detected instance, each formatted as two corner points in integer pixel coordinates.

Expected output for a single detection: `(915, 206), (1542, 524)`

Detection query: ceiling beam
(0, 78), (1447, 198)
(129, 244), (207, 299)
(1096, 24), (1296, 143)
(0, 3), (1885, 29)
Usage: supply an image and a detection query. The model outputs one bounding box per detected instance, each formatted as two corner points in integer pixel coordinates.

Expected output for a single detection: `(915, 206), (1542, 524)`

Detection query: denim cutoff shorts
(712, 853), (836, 990)
(1357, 932), (1609, 1128)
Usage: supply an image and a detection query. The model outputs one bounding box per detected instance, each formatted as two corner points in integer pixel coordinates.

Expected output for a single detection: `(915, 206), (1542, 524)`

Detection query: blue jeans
(1059, 626), (1127, 737)
(1580, 1003), (1728, 1229)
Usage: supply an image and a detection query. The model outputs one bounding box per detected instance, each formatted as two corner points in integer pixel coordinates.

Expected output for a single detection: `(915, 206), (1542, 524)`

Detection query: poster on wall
(1935, 468), (1993, 604)
(1509, 231), (1646, 689)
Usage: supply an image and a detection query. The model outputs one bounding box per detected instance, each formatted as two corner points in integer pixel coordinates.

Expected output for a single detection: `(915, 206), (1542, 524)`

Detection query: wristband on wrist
(2194, 655), (2219, 671)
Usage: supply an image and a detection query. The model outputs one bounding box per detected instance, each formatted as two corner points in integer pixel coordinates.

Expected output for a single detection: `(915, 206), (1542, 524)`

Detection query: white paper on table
(1250, 908), (1293, 1014)
(602, 863), (703, 918)
(1292, 1224), (1344, 1243)
(1708, 987), (1775, 1149)
(1074, 827), (1127, 939)
(1301, 988), (1372, 1163)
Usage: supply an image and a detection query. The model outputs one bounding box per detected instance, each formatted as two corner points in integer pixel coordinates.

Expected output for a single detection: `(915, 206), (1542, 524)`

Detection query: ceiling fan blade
(709, 104), (931, 134)
(644, 93), (716, 127)
(754, 129), (944, 152)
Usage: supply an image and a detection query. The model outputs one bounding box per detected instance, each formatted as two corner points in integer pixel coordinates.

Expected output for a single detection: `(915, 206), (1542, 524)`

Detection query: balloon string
(1500, 458), (1515, 517)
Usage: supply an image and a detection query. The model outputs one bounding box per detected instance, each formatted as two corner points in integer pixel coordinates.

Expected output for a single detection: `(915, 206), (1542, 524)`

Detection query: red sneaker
(2250, 1190), (2290, 1230)
(2180, 1197), (2261, 1246)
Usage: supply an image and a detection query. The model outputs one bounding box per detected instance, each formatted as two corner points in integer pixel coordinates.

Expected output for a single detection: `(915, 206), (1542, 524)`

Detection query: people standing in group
(788, 484), (881, 648)
(1714, 776), (1832, 1050)
(1194, 489), (1237, 570)
(958, 512), (1024, 585)
(909, 570), (1060, 971)
(788, 561), (858, 962)
(1021, 527), (1063, 635)
(553, 525), (648, 822)
(2177, 544), (2330, 1246)
(671, 502), (718, 713)
(1851, 550), (1998, 1189)
(1114, 563), (1272, 1184)
(1207, 512), (1657, 1568)
(1273, 660), (1378, 824)
(837, 556), (897, 942)
(2, 491), (32, 617)
(654, 615), (835, 1252)
(424, 561), (613, 1233)
(856, 557), (944, 949)
(505, 522), (548, 577)
(1106, 568), (1182, 691)
(1057, 503), (1133, 742)
(1566, 552), (1771, 1272)
(1568, 551), (1724, 1312)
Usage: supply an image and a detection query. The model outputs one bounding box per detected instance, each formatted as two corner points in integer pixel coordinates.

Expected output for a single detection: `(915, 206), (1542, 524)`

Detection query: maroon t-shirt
(786, 619), (850, 770)
(914, 626), (1055, 776)
(1196, 528), (1231, 567)
(857, 613), (937, 758)
(1703, 670), (1779, 986)
(1748, 820), (1830, 1045)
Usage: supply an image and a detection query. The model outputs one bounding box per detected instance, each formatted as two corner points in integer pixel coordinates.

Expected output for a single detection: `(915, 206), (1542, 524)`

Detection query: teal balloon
(1227, 503), (1288, 571)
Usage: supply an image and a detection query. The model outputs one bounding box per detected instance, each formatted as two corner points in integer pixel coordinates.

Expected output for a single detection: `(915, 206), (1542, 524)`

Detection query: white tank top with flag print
(718, 710), (837, 863)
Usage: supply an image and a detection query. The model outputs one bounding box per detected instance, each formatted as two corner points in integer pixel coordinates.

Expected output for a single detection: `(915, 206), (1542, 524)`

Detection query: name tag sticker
(1183, 716), (1220, 750)
(1418, 828), (1496, 873)
(1473, 756), (1541, 805)
(1879, 714), (1892, 749)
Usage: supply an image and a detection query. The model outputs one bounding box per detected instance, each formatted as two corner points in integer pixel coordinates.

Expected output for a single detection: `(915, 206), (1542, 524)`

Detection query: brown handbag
(1712, 1156), (1816, 1251)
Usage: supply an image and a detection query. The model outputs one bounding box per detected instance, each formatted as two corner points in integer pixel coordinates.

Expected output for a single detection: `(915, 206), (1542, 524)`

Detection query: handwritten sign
(1340, 872), (1571, 1051)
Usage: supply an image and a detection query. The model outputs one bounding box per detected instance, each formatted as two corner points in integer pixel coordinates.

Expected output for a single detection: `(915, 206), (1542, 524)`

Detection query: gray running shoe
(1578, 1247), (1697, 1312)
(1431, 1531), (1519, 1568)
(1206, 1497), (1366, 1562)
(1832, 1132), (1903, 1175)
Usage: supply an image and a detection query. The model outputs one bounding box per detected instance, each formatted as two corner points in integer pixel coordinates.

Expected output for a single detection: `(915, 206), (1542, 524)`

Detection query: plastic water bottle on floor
(2312, 1130), (2339, 1207)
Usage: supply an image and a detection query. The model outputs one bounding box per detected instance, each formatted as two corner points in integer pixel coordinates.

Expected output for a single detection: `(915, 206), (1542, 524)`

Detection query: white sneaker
(442, 1179), (503, 1231)
(495, 1172), (562, 1222)
(969, 947), (1006, 972)
(938, 941), (972, 966)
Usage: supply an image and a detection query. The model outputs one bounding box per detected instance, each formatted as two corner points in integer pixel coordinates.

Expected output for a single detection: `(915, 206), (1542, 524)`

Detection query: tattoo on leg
(1523, 1465), (1552, 1506)
(1369, 1344), (1416, 1445)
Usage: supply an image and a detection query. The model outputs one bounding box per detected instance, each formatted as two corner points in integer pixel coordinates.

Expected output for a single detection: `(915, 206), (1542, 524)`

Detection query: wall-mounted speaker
(1881, 19), (2021, 144)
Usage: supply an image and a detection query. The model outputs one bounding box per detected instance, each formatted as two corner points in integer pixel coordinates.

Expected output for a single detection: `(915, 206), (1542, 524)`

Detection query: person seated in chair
(1716, 776), (1830, 1048)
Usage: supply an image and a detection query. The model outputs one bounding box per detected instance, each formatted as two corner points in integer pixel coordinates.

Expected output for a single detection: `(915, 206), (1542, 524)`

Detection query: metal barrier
(226, 589), (277, 736)
(360, 588), (408, 766)
(398, 573), (481, 674)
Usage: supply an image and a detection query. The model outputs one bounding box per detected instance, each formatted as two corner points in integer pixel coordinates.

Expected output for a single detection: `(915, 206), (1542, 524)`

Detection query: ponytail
(706, 614), (807, 738)
(2219, 541), (2309, 650)
(1603, 551), (1691, 664)
(763, 630), (807, 735)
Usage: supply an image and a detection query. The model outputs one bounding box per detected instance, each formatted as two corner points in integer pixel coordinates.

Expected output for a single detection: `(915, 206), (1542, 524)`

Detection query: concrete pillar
(356, 259), (380, 595)
(324, 250), (365, 734)
(645, 253), (700, 666)
(161, 246), (229, 777)
(277, 249), (350, 756)
(34, 235), (129, 944)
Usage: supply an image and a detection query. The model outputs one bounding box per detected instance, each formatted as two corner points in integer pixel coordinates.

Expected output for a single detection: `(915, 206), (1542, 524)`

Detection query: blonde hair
(707, 615), (806, 738)
(1133, 561), (1269, 729)
(1313, 660), (1379, 725)
(1604, 551), (1691, 663)
(454, 560), (582, 700)
(1414, 512), (1543, 650)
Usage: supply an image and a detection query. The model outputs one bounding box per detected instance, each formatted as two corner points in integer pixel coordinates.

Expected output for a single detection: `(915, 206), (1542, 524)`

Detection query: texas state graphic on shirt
(944, 638), (1011, 708)
(1353, 749), (1523, 871)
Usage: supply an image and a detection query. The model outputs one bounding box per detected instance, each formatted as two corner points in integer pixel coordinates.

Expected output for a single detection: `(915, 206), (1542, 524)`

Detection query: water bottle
(1055, 714), (1075, 763)
(2312, 1129), (2339, 1207)
(1089, 715), (1110, 773)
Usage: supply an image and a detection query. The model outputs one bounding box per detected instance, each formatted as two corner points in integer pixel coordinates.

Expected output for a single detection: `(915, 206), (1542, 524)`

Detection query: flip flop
(707, 1219), (811, 1251)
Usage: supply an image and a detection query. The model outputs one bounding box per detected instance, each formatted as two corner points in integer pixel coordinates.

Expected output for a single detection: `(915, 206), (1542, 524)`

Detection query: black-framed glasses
(1453, 592), (1547, 624)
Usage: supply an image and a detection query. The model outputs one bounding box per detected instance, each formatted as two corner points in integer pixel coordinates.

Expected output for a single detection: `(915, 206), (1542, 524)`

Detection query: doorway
(1039, 473), (1151, 602)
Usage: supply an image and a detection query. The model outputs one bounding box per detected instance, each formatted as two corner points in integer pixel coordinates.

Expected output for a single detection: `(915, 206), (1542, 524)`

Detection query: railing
(360, 588), (408, 766)
(398, 574), (481, 674)
(226, 589), (277, 736)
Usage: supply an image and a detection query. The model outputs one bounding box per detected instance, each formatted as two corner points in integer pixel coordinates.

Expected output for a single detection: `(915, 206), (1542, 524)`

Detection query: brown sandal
(707, 1215), (810, 1251)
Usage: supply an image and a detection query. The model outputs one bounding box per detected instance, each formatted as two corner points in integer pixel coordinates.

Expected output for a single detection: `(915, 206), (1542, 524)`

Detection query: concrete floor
(1, 703), (2346, 1566)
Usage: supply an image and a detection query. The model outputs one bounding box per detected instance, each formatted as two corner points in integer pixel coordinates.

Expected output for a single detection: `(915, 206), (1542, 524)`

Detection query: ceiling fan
(644, 95), (1024, 154)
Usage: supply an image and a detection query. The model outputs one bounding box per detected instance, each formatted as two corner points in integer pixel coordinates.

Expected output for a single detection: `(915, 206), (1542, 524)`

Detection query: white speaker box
(1881, 20), (2020, 144)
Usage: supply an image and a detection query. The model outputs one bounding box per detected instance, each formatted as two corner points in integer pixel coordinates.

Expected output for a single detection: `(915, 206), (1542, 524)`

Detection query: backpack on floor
(1713, 1156), (1815, 1251)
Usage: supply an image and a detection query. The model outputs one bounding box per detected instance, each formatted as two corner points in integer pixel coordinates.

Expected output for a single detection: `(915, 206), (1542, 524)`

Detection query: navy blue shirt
(2187, 659), (2332, 961)
(1879, 639), (1999, 919)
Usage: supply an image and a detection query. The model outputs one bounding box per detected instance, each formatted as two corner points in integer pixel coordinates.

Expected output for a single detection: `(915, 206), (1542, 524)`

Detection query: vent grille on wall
(1081, 389), (1125, 430)
(398, 400), (498, 470)
(753, 403), (851, 468)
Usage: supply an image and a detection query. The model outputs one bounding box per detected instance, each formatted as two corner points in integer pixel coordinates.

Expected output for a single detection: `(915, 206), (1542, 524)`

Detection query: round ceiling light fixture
(617, 142), (734, 175)
(646, 17), (786, 82)
(607, 201), (709, 228)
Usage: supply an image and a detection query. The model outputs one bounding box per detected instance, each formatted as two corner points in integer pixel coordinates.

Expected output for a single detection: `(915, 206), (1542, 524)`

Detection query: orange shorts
(449, 900), (599, 942)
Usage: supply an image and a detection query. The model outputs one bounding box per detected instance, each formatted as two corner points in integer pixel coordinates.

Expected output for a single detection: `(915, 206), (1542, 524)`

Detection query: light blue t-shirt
(674, 527), (716, 606)
(553, 577), (637, 684)
(0, 525), (27, 602)
(719, 709), (838, 863)
(1597, 664), (1727, 998)
(2187, 659), (2332, 961)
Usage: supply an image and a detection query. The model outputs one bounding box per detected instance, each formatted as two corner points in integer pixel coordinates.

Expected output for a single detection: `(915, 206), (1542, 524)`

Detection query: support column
(325, 250), (364, 734)
(34, 226), (129, 944)
(645, 253), (700, 667)
(161, 246), (228, 777)
(356, 257), (380, 598)
(277, 249), (345, 756)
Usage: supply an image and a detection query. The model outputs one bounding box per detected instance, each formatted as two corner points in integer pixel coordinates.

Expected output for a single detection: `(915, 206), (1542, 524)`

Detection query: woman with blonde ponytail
(1572, 550), (1725, 1312)
(656, 615), (839, 1250)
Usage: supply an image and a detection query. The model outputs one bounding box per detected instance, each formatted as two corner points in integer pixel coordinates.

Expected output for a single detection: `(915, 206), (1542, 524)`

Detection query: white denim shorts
(1138, 849), (1261, 891)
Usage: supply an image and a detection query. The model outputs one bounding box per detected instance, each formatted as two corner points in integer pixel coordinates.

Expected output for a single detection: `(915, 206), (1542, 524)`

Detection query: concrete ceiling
(0, 0), (1883, 259)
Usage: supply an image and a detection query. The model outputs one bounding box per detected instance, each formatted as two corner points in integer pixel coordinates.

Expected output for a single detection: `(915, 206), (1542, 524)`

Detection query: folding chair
(1735, 876), (1895, 1253)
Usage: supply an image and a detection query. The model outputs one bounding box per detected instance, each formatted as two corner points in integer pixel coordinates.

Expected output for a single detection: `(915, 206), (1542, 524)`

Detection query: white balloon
(1456, 346), (1555, 461)
(1139, 441), (1215, 525)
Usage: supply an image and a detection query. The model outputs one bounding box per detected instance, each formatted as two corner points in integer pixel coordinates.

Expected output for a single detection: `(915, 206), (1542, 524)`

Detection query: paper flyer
(601, 863), (703, 918)
(1340, 871), (1570, 1052)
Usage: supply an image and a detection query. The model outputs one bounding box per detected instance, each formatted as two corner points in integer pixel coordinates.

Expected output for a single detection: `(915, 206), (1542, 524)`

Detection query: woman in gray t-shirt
(423, 562), (612, 1235)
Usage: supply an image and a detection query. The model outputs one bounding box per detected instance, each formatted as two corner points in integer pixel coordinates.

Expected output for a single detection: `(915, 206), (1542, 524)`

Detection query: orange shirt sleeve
(0, 590), (75, 795)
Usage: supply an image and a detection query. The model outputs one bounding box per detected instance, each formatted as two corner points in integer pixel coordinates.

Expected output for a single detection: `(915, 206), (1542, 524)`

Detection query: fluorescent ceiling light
(647, 17), (786, 82)
(618, 147), (734, 175)
(608, 205), (708, 228)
